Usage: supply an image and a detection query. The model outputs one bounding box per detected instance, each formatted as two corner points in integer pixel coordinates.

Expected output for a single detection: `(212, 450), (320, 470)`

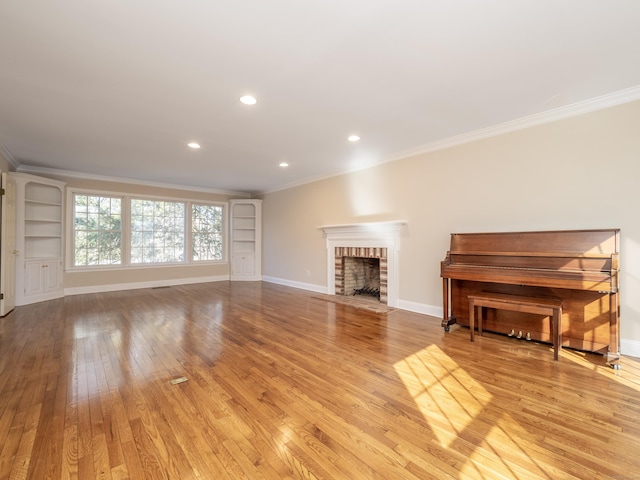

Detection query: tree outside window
(192, 204), (223, 261)
(73, 194), (122, 266)
(130, 199), (185, 264)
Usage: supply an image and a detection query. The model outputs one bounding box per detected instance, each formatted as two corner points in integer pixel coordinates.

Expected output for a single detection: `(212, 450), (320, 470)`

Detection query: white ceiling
(2, 1), (640, 195)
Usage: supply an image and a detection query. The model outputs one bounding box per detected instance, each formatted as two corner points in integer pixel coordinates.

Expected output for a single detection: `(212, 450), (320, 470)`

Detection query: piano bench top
(468, 292), (563, 309)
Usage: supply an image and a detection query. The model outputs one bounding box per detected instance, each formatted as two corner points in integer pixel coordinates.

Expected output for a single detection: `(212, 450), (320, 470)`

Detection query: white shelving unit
(229, 199), (262, 281)
(12, 172), (66, 305)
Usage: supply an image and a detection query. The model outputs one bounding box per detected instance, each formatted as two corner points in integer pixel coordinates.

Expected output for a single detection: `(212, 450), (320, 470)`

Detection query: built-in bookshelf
(24, 182), (63, 259)
(12, 172), (66, 305)
(229, 199), (262, 280)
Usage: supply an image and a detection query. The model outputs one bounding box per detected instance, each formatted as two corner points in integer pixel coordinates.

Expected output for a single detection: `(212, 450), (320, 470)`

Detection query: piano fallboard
(442, 263), (616, 292)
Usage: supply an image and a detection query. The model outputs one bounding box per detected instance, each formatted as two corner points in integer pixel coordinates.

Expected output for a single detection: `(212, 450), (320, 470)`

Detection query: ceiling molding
(0, 142), (19, 169)
(386, 84), (640, 163)
(15, 164), (250, 197)
(260, 84), (640, 195)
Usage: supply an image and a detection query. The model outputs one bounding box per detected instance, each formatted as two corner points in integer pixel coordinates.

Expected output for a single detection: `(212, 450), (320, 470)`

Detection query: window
(73, 194), (122, 266)
(192, 204), (223, 261)
(130, 199), (185, 264)
(70, 190), (225, 269)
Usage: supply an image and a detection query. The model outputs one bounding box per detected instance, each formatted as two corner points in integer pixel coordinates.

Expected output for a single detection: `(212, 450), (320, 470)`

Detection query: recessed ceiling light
(187, 142), (201, 149)
(240, 95), (257, 105)
(279, 162), (289, 167)
(348, 135), (360, 142)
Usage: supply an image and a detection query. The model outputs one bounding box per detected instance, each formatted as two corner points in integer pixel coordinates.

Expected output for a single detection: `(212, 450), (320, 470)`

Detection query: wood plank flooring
(1, 281), (640, 479)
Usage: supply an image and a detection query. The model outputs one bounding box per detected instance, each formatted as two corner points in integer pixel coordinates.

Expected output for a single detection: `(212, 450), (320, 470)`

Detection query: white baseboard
(261, 276), (328, 294)
(396, 299), (443, 319)
(64, 275), (229, 296)
(621, 338), (640, 358)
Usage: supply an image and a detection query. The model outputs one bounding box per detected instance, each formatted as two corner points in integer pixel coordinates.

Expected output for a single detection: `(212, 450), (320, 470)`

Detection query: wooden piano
(441, 229), (620, 367)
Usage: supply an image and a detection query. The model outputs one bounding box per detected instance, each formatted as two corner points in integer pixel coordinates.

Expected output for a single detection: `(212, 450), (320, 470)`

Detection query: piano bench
(468, 293), (563, 361)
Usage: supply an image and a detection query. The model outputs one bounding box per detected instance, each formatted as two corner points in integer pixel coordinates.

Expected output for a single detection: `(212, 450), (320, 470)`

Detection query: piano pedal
(516, 330), (523, 339)
(526, 332), (532, 341)
(507, 329), (515, 337)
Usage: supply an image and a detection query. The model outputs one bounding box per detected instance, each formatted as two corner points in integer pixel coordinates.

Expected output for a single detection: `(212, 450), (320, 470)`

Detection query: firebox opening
(334, 246), (388, 305)
(344, 257), (380, 300)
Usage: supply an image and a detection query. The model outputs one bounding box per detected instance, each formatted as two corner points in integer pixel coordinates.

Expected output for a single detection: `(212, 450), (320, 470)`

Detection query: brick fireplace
(320, 221), (405, 307)
(335, 247), (387, 303)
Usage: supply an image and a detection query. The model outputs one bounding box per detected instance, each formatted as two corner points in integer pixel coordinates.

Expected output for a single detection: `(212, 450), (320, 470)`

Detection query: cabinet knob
(12, 250), (19, 255)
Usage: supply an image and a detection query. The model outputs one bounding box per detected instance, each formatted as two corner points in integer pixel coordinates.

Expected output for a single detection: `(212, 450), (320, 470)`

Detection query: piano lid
(448, 229), (620, 257)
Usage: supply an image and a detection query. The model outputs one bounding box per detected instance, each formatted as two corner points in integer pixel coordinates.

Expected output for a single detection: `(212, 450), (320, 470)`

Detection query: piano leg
(607, 292), (621, 369)
(608, 355), (621, 370)
(442, 317), (457, 332)
(441, 278), (457, 332)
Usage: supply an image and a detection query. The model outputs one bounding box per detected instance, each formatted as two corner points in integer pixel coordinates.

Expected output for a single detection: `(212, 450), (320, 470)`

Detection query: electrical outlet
(306, 269), (311, 276)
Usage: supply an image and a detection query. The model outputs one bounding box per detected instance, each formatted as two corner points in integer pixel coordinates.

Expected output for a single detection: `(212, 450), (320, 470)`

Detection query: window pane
(73, 194), (122, 267)
(191, 204), (223, 261)
(130, 199), (185, 264)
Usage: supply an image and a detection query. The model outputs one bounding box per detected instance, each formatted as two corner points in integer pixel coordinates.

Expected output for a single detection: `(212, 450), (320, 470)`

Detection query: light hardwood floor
(1, 281), (639, 479)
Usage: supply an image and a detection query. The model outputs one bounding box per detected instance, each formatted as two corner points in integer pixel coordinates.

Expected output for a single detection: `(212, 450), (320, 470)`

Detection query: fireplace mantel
(319, 221), (406, 239)
(320, 221), (406, 307)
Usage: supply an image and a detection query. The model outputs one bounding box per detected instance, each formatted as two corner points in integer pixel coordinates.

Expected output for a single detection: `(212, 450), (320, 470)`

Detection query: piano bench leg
(468, 301), (475, 342)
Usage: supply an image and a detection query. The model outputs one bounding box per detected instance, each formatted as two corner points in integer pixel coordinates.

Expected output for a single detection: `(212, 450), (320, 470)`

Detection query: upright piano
(441, 229), (620, 366)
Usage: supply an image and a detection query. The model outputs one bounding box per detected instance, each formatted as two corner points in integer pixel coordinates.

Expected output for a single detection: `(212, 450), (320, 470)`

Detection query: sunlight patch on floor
(394, 345), (556, 478)
(393, 344), (491, 448)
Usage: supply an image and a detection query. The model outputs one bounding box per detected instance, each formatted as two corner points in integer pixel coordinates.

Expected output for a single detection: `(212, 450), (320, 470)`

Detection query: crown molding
(15, 164), (250, 197)
(0, 143), (19, 169)
(261, 84), (640, 195)
(385, 84), (640, 163)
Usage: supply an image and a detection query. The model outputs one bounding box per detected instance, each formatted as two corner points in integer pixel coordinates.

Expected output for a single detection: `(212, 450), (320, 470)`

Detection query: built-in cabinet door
(24, 259), (62, 297)
(44, 260), (62, 292)
(231, 253), (256, 276)
(24, 261), (45, 296)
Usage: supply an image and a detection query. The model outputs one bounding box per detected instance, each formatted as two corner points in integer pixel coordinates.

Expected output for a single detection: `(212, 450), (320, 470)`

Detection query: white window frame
(66, 188), (228, 271)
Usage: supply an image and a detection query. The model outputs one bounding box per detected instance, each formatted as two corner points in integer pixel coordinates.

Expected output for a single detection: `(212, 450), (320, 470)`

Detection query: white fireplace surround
(320, 221), (406, 308)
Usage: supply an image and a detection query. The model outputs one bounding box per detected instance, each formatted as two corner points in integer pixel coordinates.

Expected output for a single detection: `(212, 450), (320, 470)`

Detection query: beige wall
(42, 174), (244, 290)
(260, 100), (640, 349)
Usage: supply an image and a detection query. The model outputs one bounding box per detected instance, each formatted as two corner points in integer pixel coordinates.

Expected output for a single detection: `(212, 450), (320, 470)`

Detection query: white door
(1, 172), (17, 316)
